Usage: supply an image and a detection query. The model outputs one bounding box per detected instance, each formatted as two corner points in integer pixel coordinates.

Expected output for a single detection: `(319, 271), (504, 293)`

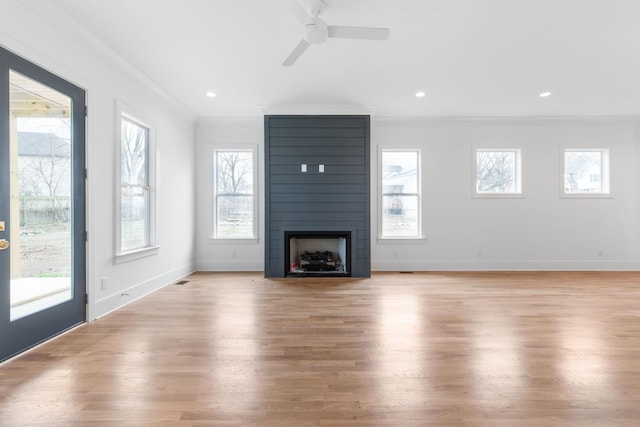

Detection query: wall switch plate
(301, 164), (307, 173)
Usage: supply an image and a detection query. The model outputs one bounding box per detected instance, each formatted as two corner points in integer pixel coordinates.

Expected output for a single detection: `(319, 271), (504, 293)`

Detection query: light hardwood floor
(1, 271), (640, 426)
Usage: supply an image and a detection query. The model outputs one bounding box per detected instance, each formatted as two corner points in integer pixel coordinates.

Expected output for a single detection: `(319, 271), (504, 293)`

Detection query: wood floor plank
(1, 271), (640, 426)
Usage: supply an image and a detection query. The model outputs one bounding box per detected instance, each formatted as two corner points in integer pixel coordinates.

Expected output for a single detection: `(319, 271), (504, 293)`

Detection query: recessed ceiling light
(539, 91), (552, 98)
(415, 91), (426, 98)
(206, 91), (217, 98)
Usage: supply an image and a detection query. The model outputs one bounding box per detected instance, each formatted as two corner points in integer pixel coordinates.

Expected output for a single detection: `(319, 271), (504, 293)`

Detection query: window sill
(473, 193), (525, 199)
(208, 238), (259, 245)
(377, 237), (427, 245)
(115, 246), (159, 264)
(560, 193), (612, 199)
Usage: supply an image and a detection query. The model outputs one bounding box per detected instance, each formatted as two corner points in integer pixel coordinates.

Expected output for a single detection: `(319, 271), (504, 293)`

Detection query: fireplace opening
(285, 231), (351, 277)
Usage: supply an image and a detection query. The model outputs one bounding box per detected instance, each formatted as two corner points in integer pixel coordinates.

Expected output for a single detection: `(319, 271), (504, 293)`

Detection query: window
(380, 149), (421, 238)
(116, 103), (156, 260)
(213, 148), (256, 239)
(563, 149), (609, 195)
(475, 149), (522, 195)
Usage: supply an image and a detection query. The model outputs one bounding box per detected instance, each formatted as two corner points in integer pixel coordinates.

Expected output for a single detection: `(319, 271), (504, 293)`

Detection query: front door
(0, 46), (86, 362)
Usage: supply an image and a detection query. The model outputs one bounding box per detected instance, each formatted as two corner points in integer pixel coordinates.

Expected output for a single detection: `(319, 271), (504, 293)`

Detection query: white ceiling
(47, 0), (640, 118)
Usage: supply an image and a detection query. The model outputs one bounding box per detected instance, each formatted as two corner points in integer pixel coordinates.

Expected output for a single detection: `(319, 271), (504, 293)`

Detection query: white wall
(372, 118), (639, 270)
(195, 118), (264, 271)
(2, 0), (197, 319)
(196, 116), (640, 272)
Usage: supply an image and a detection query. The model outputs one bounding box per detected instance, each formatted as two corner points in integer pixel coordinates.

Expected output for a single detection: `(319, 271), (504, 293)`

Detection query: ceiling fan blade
(327, 26), (390, 40)
(282, 39), (311, 66)
(289, 0), (312, 25)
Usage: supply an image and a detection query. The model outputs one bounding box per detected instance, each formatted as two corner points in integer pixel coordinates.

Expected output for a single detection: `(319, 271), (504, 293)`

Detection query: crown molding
(258, 104), (377, 116)
(15, 0), (196, 121)
(371, 115), (640, 127)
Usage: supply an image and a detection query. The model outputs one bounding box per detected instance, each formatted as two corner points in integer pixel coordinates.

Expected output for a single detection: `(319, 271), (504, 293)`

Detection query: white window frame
(473, 148), (523, 198)
(211, 145), (258, 241)
(115, 101), (158, 263)
(377, 147), (425, 242)
(561, 148), (611, 198)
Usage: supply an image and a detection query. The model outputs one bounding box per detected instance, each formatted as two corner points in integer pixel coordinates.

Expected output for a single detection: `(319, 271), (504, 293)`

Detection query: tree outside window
(120, 117), (150, 252)
(214, 150), (255, 238)
(18, 123), (71, 225)
(475, 149), (521, 194)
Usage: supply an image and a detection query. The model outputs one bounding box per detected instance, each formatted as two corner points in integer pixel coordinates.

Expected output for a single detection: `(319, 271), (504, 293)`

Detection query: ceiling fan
(282, 0), (390, 66)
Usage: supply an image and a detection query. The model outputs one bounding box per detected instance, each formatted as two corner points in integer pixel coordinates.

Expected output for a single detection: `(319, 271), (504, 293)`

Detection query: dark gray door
(0, 46), (86, 362)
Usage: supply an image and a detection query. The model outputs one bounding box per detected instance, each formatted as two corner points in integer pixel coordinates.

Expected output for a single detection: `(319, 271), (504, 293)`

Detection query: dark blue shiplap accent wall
(264, 115), (371, 278)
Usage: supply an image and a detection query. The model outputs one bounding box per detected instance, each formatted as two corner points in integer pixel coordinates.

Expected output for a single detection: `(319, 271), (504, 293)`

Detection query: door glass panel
(9, 70), (72, 321)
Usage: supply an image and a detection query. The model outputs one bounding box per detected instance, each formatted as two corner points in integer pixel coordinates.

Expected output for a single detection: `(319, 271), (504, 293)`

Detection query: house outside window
(380, 149), (421, 238)
(563, 149), (609, 195)
(213, 148), (257, 239)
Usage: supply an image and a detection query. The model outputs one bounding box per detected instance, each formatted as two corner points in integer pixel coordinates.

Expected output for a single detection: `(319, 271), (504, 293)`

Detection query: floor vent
(175, 280), (189, 285)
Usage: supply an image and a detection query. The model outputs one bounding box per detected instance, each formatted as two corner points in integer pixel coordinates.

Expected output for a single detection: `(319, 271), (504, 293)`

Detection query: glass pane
(120, 118), (148, 250)
(9, 70), (72, 321)
(215, 151), (254, 238)
(564, 151), (603, 193)
(476, 151), (517, 193)
(382, 195), (419, 237)
(216, 151), (253, 194)
(216, 195), (254, 237)
(382, 151), (418, 191)
(121, 185), (148, 251)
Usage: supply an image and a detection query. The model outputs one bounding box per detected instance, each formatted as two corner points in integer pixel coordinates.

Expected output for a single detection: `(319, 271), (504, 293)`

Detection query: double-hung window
(380, 149), (422, 238)
(116, 103), (156, 261)
(213, 148), (257, 239)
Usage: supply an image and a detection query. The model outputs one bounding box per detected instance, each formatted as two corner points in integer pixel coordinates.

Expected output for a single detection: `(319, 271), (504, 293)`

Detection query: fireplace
(264, 115), (370, 278)
(285, 231), (351, 277)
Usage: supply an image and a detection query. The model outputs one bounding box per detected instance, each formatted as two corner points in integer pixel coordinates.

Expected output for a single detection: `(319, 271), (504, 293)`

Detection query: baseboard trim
(93, 263), (195, 320)
(195, 260), (264, 271)
(372, 259), (640, 271)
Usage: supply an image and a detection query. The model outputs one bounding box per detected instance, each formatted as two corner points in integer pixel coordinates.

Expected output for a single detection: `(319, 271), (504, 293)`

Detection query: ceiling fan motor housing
(304, 18), (328, 44)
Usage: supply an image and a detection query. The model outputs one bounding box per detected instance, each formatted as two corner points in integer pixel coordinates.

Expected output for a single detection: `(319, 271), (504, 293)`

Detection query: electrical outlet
(101, 277), (108, 290)
(232, 249), (237, 258)
(476, 250), (482, 257)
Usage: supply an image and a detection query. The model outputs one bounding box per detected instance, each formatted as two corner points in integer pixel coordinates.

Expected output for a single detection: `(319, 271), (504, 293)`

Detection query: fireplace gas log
(298, 250), (340, 271)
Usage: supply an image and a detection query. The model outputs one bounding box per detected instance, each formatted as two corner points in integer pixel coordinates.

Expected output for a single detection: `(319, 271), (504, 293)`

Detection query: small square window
(563, 149), (609, 195)
(474, 149), (522, 196)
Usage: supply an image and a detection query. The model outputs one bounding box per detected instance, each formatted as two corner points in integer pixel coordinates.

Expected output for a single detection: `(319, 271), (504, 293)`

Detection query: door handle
(0, 239), (8, 250)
